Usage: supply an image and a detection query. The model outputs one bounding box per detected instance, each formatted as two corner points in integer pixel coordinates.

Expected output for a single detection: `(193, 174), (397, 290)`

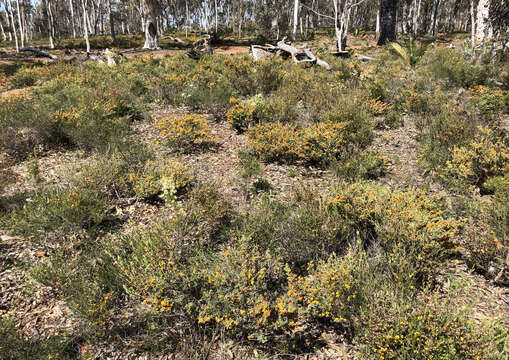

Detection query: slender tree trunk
(108, 0), (115, 42)
(2, 1), (12, 42)
(82, 0), (90, 53)
(43, 0), (55, 48)
(214, 0), (218, 33)
(428, 0), (440, 35)
(377, 0), (398, 45)
(69, 0), (76, 38)
(475, 0), (490, 42)
(8, 3), (19, 52)
(376, 8), (380, 37)
(292, 0), (299, 41)
(0, 13), (6, 41)
(143, 0), (159, 49)
(15, 0), (24, 47)
(470, 0), (476, 56)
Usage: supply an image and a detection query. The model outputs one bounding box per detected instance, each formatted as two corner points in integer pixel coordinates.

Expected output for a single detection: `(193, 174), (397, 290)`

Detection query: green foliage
(358, 295), (491, 360)
(388, 37), (428, 68)
(2, 186), (107, 239)
(0, 318), (75, 360)
(424, 47), (489, 88)
(444, 126), (508, 189)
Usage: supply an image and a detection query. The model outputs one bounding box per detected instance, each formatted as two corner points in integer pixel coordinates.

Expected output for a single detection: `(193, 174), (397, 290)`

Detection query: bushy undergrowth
(1, 43), (507, 358)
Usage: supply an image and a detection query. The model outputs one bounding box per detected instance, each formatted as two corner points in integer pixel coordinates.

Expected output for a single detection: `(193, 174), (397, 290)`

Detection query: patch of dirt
(370, 116), (443, 192)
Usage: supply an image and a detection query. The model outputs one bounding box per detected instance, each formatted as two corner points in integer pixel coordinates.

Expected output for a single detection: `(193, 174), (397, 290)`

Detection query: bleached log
(19, 47), (58, 60)
(353, 53), (376, 61)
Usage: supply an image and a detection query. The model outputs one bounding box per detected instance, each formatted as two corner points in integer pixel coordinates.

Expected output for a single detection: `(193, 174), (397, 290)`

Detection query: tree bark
(143, 0), (159, 49)
(377, 0), (397, 45)
(108, 0), (116, 42)
(292, 0), (299, 41)
(15, 0), (24, 47)
(69, 0), (76, 38)
(82, 0), (91, 53)
(475, 0), (491, 42)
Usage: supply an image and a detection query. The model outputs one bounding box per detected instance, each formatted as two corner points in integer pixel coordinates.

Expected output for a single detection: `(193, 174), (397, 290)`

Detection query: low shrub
(416, 102), (478, 171)
(128, 159), (194, 202)
(2, 186), (107, 239)
(444, 126), (509, 189)
(469, 85), (509, 120)
(154, 114), (216, 152)
(358, 295), (491, 360)
(424, 47), (489, 88)
(326, 182), (459, 284)
(247, 120), (372, 165)
(331, 150), (388, 180)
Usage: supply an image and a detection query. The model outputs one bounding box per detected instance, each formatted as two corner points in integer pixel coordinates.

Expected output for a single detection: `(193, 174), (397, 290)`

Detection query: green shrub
(2, 186), (107, 239)
(416, 102), (478, 171)
(424, 48), (489, 88)
(358, 295), (491, 360)
(444, 126), (508, 189)
(331, 150), (388, 180)
(247, 120), (372, 166)
(0, 318), (76, 359)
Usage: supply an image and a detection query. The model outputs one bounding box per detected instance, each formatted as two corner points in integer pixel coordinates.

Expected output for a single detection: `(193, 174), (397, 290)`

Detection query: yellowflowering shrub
(469, 85), (508, 120)
(226, 94), (268, 133)
(276, 251), (369, 330)
(198, 246), (286, 339)
(326, 182), (459, 282)
(247, 121), (368, 165)
(358, 295), (491, 360)
(226, 100), (257, 133)
(445, 126), (509, 188)
(154, 114), (216, 151)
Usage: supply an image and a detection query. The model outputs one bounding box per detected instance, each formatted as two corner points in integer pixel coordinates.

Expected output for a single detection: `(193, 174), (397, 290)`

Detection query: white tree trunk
(292, 0), (299, 41)
(143, 0), (159, 49)
(8, 5), (19, 52)
(0, 14), (6, 41)
(470, 0), (476, 56)
(15, 0), (24, 47)
(70, 0), (76, 38)
(82, 0), (90, 53)
(475, 0), (491, 42)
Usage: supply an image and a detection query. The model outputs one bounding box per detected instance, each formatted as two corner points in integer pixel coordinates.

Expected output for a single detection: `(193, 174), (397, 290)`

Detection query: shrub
(241, 192), (349, 268)
(416, 102), (478, 171)
(331, 150), (388, 180)
(444, 126), (509, 189)
(326, 182), (459, 284)
(424, 48), (489, 88)
(226, 99), (257, 133)
(0, 72), (141, 160)
(358, 295), (491, 360)
(0, 318), (76, 359)
(129, 159), (194, 202)
(469, 85), (508, 120)
(154, 114), (216, 151)
(2, 186), (107, 240)
(247, 121), (371, 165)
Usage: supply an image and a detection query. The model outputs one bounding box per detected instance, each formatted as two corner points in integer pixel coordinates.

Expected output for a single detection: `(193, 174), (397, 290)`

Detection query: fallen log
(250, 38), (330, 70)
(19, 47), (58, 60)
(186, 36), (213, 60)
(353, 53), (376, 61)
(162, 35), (188, 45)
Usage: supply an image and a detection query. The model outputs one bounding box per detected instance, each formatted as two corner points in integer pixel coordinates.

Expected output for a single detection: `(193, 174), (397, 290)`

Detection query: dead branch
(251, 38), (330, 70)
(19, 47), (58, 60)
